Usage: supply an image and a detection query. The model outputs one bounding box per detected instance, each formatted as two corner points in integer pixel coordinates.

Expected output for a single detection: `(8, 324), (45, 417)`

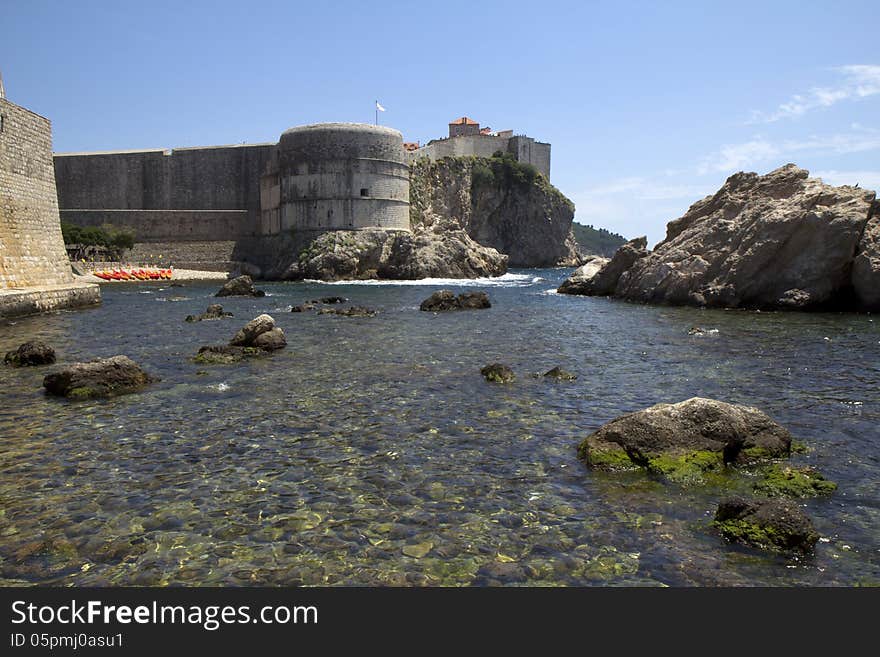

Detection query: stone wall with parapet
(406, 133), (551, 180)
(55, 143), (275, 217)
(0, 97), (78, 288)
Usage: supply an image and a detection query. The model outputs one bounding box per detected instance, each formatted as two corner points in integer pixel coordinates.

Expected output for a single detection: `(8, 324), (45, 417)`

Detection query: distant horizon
(2, 0), (876, 247)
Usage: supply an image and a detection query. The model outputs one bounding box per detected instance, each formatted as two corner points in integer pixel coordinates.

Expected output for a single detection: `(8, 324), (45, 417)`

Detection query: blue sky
(2, 0), (877, 246)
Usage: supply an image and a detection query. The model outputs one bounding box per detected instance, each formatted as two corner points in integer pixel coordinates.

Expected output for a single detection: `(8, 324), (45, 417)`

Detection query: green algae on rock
(43, 355), (158, 399)
(713, 497), (820, 553)
(579, 397), (792, 483)
(753, 464), (838, 498)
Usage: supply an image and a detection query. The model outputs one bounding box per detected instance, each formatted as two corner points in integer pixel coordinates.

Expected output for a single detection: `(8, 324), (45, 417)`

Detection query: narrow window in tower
(0, 115), (4, 133)
(360, 188), (369, 197)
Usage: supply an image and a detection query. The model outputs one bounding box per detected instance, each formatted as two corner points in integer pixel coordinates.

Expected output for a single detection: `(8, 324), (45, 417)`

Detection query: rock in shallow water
(4, 341), (56, 367)
(251, 327), (287, 350)
(481, 363), (515, 383)
(317, 306), (378, 317)
(714, 497), (819, 553)
(195, 314), (286, 363)
(230, 314), (277, 347)
(43, 355), (158, 399)
(215, 275), (265, 297)
(420, 290), (491, 311)
(185, 304), (233, 322)
(578, 397), (792, 483)
(543, 366), (577, 381)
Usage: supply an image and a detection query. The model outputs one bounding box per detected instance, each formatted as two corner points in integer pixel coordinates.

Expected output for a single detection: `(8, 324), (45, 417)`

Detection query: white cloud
(577, 176), (709, 201)
(699, 126), (880, 174)
(698, 139), (779, 174)
(571, 176), (716, 246)
(749, 64), (880, 123)
(813, 170), (880, 193)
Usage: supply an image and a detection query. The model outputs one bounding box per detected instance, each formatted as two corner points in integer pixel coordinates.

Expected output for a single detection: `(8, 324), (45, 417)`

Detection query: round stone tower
(276, 123), (410, 231)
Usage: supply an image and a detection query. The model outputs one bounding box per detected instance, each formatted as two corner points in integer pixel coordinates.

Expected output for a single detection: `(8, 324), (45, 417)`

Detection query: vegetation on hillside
(61, 222), (135, 259)
(571, 222), (626, 257)
(471, 150), (541, 190)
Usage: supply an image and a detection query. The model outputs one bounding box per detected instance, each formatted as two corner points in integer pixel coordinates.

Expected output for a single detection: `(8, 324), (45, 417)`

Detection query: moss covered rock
(579, 397), (792, 483)
(713, 497), (820, 553)
(43, 355), (158, 399)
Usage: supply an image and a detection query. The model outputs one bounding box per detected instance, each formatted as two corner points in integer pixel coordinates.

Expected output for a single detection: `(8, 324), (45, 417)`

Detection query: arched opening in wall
(360, 188), (369, 197)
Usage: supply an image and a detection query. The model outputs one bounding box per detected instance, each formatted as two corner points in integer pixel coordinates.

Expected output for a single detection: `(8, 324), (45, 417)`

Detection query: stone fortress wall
(52, 117), (550, 273)
(55, 143), (276, 240)
(0, 93), (100, 316)
(259, 123), (410, 234)
(55, 124), (411, 270)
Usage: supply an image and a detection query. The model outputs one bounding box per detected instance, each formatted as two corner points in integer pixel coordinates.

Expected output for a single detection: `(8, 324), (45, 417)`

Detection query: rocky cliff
(272, 153), (578, 281)
(411, 153), (579, 267)
(559, 164), (880, 311)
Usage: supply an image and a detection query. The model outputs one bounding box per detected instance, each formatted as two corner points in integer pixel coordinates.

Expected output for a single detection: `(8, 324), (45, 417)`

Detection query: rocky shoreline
(559, 164), (879, 312)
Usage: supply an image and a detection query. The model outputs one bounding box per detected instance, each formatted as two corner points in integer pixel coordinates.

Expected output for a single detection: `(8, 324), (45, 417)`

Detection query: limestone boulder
(4, 341), (56, 367)
(561, 165), (878, 309)
(556, 256), (609, 295)
(852, 206), (880, 310)
(578, 397), (792, 482)
(383, 230), (508, 280)
(230, 314), (276, 347)
(216, 275), (265, 297)
(43, 356), (158, 399)
(714, 497), (820, 553)
(250, 327), (287, 351)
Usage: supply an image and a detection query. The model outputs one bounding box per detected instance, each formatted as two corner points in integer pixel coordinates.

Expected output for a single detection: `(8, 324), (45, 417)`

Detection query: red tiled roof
(449, 116), (478, 125)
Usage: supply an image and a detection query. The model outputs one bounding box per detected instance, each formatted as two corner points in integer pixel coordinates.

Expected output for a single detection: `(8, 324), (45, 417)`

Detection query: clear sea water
(0, 268), (877, 586)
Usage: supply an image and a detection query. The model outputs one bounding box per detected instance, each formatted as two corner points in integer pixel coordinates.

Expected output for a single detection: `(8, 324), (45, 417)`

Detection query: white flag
(376, 101), (386, 112)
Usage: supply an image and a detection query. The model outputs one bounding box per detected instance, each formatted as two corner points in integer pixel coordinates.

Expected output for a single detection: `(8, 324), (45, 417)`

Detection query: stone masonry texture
(0, 96), (100, 316)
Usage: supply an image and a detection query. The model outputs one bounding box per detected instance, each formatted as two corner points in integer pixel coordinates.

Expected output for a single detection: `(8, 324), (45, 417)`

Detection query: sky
(2, 0), (877, 246)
